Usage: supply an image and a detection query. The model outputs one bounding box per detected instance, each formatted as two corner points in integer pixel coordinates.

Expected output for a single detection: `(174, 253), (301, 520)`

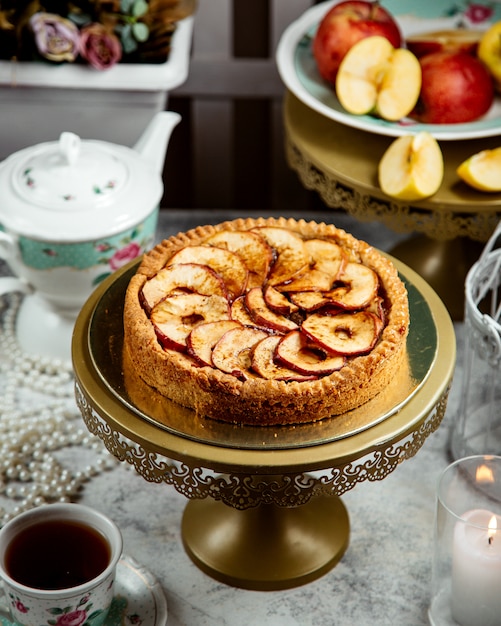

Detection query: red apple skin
(411, 51), (494, 124)
(405, 30), (480, 59)
(313, 0), (402, 85)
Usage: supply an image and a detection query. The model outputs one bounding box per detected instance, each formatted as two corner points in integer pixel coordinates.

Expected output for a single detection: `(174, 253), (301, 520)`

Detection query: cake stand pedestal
(284, 92), (501, 320)
(72, 259), (455, 590)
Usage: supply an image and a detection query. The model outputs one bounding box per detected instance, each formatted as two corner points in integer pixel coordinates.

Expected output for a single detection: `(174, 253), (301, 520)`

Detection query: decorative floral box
(0, 15), (193, 160)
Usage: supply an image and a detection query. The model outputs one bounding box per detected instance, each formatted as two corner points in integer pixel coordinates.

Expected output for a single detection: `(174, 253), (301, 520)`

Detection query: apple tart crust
(123, 217), (409, 426)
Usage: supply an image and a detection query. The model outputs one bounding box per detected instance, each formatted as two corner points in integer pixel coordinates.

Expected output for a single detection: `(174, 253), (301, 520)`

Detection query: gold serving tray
(87, 259), (437, 451)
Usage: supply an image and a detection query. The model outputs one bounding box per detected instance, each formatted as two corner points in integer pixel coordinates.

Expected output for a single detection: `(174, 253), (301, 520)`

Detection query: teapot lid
(0, 132), (163, 242)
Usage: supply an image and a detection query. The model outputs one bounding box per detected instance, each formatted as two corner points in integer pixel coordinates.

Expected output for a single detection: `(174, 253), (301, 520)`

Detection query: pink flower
(14, 600), (29, 613)
(30, 13), (80, 63)
(79, 23), (122, 70)
(109, 242), (141, 270)
(54, 609), (88, 626)
(464, 3), (494, 23)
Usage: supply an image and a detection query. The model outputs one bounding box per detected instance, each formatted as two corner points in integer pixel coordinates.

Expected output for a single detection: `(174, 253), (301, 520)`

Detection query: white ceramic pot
(0, 111), (181, 359)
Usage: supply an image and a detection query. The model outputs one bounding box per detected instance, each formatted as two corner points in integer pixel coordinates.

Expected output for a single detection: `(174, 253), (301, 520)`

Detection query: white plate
(276, 0), (501, 140)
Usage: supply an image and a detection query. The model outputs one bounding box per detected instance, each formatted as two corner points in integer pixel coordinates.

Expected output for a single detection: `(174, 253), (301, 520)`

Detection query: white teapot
(0, 111), (181, 359)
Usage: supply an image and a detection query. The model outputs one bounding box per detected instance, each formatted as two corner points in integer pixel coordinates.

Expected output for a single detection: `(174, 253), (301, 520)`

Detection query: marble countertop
(0, 209), (466, 626)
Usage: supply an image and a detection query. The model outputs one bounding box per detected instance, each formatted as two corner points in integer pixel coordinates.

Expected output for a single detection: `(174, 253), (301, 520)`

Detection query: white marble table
(0, 209), (466, 626)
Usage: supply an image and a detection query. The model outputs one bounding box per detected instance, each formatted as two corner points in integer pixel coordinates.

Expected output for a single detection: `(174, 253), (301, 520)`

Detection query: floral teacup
(0, 504), (122, 626)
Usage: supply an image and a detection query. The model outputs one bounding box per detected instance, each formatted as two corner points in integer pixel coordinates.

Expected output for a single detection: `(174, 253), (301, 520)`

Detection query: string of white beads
(0, 293), (119, 526)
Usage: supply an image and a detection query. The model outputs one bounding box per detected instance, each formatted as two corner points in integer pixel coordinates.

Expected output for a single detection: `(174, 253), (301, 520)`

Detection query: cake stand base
(181, 495), (350, 591)
(390, 236), (483, 321)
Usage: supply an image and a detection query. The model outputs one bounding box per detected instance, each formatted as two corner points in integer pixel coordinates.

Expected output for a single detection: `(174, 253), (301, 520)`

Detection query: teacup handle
(0, 277), (32, 297)
(0, 231), (17, 264)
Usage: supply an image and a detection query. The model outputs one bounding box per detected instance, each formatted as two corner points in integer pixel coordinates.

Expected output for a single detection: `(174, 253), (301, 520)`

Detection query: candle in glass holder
(451, 509), (501, 626)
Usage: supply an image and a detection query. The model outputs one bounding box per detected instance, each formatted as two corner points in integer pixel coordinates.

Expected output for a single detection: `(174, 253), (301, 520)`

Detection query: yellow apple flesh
(478, 21), (501, 91)
(336, 36), (421, 121)
(378, 132), (444, 201)
(457, 148), (501, 192)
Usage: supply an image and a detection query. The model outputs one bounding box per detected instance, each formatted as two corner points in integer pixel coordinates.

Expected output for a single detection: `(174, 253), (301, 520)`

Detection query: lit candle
(451, 508), (501, 626)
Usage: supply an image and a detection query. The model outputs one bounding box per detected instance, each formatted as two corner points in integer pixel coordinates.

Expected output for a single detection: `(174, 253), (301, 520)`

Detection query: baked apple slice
(304, 239), (346, 277)
(245, 287), (299, 333)
(263, 284), (299, 316)
(187, 320), (242, 367)
(302, 311), (381, 356)
(323, 262), (379, 310)
(151, 293), (231, 351)
(275, 330), (345, 376)
(251, 335), (317, 381)
(141, 263), (228, 313)
(204, 229), (274, 289)
(212, 326), (269, 379)
(289, 291), (331, 312)
(167, 245), (248, 301)
(274, 267), (333, 293)
(251, 227), (309, 285)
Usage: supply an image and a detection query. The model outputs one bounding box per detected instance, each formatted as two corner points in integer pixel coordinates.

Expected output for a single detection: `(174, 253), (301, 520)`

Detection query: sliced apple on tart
(275, 330), (346, 376)
(187, 320), (243, 367)
(141, 263), (228, 313)
(167, 245), (248, 301)
(212, 326), (269, 379)
(251, 335), (318, 381)
(204, 229), (274, 289)
(251, 226), (309, 285)
(323, 262), (379, 310)
(302, 310), (381, 356)
(151, 292), (231, 351)
(245, 287), (299, 333)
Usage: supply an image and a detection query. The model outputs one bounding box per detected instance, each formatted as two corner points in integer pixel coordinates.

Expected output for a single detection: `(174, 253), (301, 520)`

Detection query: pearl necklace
(0, 293), (119, 526)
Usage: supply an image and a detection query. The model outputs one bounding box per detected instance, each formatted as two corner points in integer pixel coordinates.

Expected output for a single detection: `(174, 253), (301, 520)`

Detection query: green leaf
(121, 0), (134, 12)
(132, 22), (149, 42)
(132, 0), (149, 18)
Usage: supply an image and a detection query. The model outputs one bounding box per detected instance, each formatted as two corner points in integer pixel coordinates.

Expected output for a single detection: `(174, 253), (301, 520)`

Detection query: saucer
(0, 555), (168, 626)
(106, 555), (168, 626)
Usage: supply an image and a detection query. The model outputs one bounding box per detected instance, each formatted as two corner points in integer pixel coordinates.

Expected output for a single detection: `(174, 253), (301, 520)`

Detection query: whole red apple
(411, 51), (494, 124)
(312, 0), (402, 85)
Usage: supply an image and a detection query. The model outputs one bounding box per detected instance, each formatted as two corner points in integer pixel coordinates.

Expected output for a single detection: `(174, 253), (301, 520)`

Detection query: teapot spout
(133, 111), (182, 174)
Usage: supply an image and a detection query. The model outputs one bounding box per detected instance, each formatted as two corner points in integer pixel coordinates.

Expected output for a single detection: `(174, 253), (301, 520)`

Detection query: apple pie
(123, 217), (409, 426)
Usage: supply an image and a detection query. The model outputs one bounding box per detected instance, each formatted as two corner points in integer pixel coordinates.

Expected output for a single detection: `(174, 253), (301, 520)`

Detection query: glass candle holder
(450, 247), (501, 460)
(429, 455), (501, 626)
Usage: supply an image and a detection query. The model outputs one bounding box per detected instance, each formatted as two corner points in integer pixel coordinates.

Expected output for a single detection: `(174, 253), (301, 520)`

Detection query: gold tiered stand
(284, 91), (501, 320)
(73, 258), (455, 591)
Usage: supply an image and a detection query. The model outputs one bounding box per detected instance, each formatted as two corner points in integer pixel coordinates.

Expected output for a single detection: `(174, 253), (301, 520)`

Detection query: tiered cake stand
(72, 258), (455, 591)
(284, 92), (501, 320)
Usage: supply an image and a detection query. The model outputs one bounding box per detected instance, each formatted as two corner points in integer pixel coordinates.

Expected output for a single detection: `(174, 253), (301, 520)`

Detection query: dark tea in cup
(5, 518), (111, 590)
(0, 503), (122, 626)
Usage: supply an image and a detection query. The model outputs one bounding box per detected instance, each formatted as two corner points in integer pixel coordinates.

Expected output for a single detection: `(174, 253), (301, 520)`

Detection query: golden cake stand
(284, 91), (501, 320)
(72, 258), (455, 591)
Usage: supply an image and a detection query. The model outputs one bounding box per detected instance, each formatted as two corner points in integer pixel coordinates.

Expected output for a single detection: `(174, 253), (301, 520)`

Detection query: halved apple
(212, 326), (269, 379)
(336, 35), (421, 121)
(167, 245), (248, 301)
(187, 320), (242, 367)
(457, 147), (501, 192)
(302, 310), (381, 356)
(251, 335), (317, 381)
(151, 293), (231, 351)
(204, 229), (274, 289)
(251, 227), (309, 285)
(141, 263), (228, 313)
(245, 287), (299, 333)
(378, 131), (444, 201)
(275, 330), (346, 376)
(323, 262), (379, 310)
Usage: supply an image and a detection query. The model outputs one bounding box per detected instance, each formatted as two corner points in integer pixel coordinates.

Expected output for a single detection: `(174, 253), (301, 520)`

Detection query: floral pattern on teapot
(16, 211), (157, 286)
